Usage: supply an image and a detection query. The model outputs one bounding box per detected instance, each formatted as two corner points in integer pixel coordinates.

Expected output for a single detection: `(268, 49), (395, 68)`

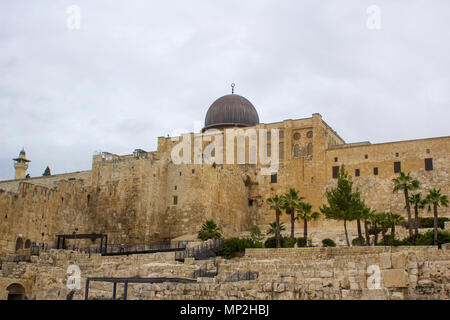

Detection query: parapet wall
(0, 170), (91, 192)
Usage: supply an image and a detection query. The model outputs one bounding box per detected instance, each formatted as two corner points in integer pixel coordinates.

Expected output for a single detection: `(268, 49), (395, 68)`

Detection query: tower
(13, 149), (31, 179)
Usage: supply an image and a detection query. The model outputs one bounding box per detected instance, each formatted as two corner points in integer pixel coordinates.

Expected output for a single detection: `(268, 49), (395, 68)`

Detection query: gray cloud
(1, 0), (449, 180)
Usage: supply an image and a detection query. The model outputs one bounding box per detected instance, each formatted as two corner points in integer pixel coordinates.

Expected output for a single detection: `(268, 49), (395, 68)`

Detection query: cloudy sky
(1, 0), (449, 180)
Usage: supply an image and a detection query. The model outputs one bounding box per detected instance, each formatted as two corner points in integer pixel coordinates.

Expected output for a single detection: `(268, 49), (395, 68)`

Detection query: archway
(15, 238), (23, 252)
(24, 239), (31, 249)
(6, 283), (26, 300)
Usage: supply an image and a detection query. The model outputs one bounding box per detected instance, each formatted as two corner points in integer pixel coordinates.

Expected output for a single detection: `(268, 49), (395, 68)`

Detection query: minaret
(13, 149), (31, 179)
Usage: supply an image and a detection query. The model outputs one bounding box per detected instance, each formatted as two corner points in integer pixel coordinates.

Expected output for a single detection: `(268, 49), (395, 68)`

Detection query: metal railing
(175, 239), (224, 261)
(193, 261), (219, 278)
(101, 240), (190, 256)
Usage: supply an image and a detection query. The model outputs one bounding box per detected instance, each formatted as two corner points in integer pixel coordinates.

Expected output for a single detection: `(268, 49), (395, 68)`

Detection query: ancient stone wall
(0, 246), (448, 300)
(0, 180), (91, 255)
(326, 136), (450, 217)
(0, 115), (448, 252)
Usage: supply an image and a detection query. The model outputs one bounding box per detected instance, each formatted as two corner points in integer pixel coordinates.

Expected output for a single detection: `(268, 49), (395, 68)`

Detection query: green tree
(197, 220), (222, 241)
(425, 188), (449, 246)
(376, 212), (392, 245)
(409, 193), (426, 242)
(267, 195), (284, 248)
(295, 202), (320, 246)
(368, 211), (382, 245)
(281, 188), (304, 239)
(320, 166), (362, 246)
(392, 171), (420, 242)
(361, 205), (375, 246)
(385, 212), (405, 236)
(249, 225), (264, 242)
(266, 221), (286, 236)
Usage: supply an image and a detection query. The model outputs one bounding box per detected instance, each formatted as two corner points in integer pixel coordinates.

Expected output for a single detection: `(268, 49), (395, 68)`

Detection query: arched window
(24, 239), (31, 249)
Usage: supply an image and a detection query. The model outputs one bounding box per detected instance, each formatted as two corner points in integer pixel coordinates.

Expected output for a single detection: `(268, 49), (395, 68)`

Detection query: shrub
(297, 237), (307, 247)
(378, 230), (450, 247)
(283, 237), (296, 248)
(415, 230), (450, 247)
(351, 237), (365, 246)
(375, 234), (404, 246)
(250, 226), (264, 242)
(220, 238), (263, 259)
(264, 236), (286, 248)
(322, 238), (336, 247)
(400, 217), (450, 229)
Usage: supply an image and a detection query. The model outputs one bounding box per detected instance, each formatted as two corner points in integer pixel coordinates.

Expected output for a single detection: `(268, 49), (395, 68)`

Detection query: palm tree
(361, 206), (375, 246)
(368, 212), (381, 245)
(282, 188), (304, 239)
(425, 188), (449, 245)
(377, 213), (392, 245)
(267, 195), (284, 248)
(409, 193), (426, 242)
(385, 212), (405, 237)
(295, 202), (320, 246)
(266, 221), (286, 235)
(197, 220), (222, 241)
(392, 171), (420, 242)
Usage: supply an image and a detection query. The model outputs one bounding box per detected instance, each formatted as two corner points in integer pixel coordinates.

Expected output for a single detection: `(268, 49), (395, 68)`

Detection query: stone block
(382, 269), (409, 288)
(379, 253), (392, 269)
(392, 253), (407, 269)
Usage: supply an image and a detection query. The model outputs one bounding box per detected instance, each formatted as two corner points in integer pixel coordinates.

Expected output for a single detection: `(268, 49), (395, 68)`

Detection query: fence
(175, 239), (224, 261)
(193, 261), (219, 278)
(102, 240), (189, 255)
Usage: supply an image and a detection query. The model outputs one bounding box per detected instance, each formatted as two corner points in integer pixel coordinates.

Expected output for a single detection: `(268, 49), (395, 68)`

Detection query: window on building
(271, 173), (277, 183)
(179, 172), (182, 176)
(395, 152), (399, 157)
(334, 157), (338, 162)
(425, 158), (433, 171)
(307, 131), (313, 139)
(192, 169), (195, 174)
(374, 167), (378, 175)
(279, 130), (284, 139)
(332, 166), (339, 179)
(426, 149), (430, 154)
(173, 196), (178, 205)
(248, 199), (254, 206)
(355, 169), (360, 177)
(293, 132), (301, 140)
(174, 186), (177, 190)
(365, 154), (368, 159)
(394, 161), (401, 173)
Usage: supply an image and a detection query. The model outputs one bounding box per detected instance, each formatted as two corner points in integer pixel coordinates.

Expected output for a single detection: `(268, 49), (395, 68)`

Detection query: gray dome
(203, 94), (259, 131)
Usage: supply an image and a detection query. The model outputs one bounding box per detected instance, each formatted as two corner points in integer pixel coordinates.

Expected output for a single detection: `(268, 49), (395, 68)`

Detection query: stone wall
(0, 171), (91, 192)
(1, 246), (448, 300)
(0, 180), (91, 255)
(0, 115), (448, 255)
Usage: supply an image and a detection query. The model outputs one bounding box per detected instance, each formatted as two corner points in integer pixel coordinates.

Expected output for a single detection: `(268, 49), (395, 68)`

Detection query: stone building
(1, 91), (449, 255)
